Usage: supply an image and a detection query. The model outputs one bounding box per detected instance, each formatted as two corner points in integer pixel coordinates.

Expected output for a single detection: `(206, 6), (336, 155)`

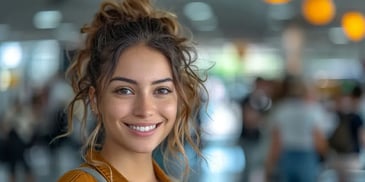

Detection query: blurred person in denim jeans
(265, 75), (328, 182)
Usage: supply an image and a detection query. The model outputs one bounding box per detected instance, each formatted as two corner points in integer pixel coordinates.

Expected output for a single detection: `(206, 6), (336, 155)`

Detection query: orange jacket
(57, 150), (171, 182)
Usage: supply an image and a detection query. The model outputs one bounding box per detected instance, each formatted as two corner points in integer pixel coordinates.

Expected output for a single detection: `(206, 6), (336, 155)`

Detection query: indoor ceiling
(1, 0), (365, 45)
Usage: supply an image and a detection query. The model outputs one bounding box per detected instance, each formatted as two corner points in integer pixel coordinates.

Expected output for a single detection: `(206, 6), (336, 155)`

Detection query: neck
(100, 146), (158, 182)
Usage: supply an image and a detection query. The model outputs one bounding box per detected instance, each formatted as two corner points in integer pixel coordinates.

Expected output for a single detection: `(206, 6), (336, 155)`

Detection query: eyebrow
(109, 76), (173, 85)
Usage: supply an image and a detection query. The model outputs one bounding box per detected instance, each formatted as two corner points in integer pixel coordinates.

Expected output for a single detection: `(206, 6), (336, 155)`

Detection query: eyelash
(114, 87), (172, 95)
(115, 87), (134, 95)
(154, 87), (172, 95)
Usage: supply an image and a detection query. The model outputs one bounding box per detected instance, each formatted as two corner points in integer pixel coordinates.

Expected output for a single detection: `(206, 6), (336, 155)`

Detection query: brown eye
(155, 87), (172, 95)
(115, 87), (134, 95)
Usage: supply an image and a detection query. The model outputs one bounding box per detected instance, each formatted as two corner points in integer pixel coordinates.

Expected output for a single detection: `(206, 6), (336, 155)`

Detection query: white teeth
(129, 124), (156, 132)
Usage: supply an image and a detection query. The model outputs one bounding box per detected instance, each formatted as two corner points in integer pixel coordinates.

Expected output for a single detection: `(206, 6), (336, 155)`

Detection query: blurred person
(240, 77), (272, 141)
(35, 72), (77, 176)
(40, 71), (74, 144)
(305, 81), (338, 151)
(239, 76), (272, 182)
(0, 114), (6, 165)
(265, 75), (328, 182)
(57, 0), (208, 181)
(3, 99), (36, 182)
(327, 81), (365, 182)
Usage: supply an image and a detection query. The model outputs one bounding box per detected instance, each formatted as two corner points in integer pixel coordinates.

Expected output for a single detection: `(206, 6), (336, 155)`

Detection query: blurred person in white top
(265, 75), (328, 182)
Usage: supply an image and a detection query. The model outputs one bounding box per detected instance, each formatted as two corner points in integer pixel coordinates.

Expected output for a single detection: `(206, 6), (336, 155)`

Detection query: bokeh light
(341, 11), (365, 42)
(302, 0), (335, 26)
(264, 0), (290, 4)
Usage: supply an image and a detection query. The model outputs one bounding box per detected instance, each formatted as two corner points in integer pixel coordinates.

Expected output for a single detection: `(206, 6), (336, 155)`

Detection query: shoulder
(57, 169), (98, 182)
(153, 161), (172, 182)
(348, 113), (363, 125)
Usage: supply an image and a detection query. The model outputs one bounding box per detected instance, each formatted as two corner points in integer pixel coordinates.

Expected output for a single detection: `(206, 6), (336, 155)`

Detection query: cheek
(164, 103), (178, 121)
(99, 99), (129, 121)
(160, 97), (178, 122)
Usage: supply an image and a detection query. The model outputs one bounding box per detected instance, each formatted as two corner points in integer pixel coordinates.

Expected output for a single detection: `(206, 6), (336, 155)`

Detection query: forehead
(112, 44), (173, 80)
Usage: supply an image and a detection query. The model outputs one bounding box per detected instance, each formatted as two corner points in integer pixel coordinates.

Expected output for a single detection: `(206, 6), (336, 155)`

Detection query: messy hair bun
(86, 0), (179, 35)
(100, 0), (178, 33)
(68, 0), (182, 93)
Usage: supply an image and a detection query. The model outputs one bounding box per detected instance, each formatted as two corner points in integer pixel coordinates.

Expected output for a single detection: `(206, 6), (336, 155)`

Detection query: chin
(132, 146), (157, 154)
(129, 141), (160, 154)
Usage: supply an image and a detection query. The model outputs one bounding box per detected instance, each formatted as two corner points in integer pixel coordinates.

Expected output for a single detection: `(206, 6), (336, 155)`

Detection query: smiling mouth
(126, 123), (161, 132)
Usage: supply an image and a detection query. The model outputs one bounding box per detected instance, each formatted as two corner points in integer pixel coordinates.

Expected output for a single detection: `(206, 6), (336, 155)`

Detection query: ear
(89, 87), (98, 114)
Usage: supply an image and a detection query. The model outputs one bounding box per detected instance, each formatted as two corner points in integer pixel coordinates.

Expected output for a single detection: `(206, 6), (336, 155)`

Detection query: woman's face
(96, 44), (178, 154)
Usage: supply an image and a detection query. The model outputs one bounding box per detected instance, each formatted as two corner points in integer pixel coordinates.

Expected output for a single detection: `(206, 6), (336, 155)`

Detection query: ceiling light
(341, 11), (365, 42)
(302, 0), (335, 26)
(264, 0), (290, 4)
(184, 2), (213, 21)
(0, 42), (22, 69)
(33, 10), (62, 29)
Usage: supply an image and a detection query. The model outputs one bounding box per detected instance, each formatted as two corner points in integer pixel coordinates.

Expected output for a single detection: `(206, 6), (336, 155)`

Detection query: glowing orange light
(342, 12), (365, 42)
(302, 0), (335, 26)
(264, 0), (290, 4)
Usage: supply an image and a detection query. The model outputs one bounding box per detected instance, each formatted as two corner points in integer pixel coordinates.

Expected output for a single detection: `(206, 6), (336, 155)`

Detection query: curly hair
(59, 0), (207, 180)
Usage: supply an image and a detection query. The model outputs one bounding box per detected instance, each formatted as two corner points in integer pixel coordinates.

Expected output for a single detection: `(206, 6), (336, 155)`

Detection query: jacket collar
(83, 149), (171, 182)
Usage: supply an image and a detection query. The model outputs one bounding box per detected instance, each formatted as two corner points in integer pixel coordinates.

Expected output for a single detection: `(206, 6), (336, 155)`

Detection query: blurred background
(1, 0), (365, 181)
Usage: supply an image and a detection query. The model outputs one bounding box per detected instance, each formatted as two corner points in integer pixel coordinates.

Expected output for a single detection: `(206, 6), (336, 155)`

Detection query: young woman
(57, 0), (207, 181)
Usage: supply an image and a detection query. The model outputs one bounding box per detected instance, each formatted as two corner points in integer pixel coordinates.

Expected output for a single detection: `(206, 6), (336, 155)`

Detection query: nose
(133, 94), (155, 117)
